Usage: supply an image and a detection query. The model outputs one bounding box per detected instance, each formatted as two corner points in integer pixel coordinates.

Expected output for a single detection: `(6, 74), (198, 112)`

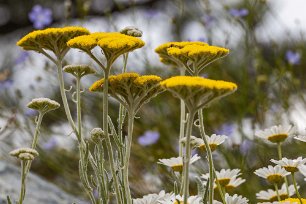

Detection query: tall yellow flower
(155, 41), (229, 75)
(17, 27), (90, 59)
(67, 32), (145, 65)
(161, 76), (237, 112)
(89, 72), (162, 113)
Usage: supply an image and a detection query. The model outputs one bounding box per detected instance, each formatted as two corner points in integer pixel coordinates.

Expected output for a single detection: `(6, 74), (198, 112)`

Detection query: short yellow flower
(17, 27), (90, 57)
(155, 41), (229, 75)
(155, 41), (207, 66)
(281, 198), (306, 203)
(89, 72), (162, 112)
(161, 76), (237, 112)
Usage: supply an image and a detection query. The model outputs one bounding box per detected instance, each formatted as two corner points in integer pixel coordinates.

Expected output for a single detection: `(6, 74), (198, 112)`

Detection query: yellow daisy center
(267, 134), (288, 143)
(171, 165), (183, 172)
(267, 174), (283, 183)
(284, 166), (298, 173)
(217, 178), (231, 186)
(199, 144), (217, 152)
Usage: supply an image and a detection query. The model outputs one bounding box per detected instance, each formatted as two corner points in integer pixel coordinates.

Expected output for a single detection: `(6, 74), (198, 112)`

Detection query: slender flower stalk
(277, 142), (290, 196)
(18, 160), (27, 204)
(274, 183), (281, 202)
(291, 173), (302, 204)
(198, 109), (216, 204)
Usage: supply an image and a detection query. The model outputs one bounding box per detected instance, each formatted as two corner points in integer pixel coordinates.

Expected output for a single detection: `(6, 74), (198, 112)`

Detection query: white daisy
(133, 190), (173, 204)
(158, 194), (201, 204)
(297, 165), (306, 181)
(254, 165), (290, 184)
(225, 177), (246, 191)
(256, 184), (297, 202)
(255, 125), (296, 144)
(294, 135), (306, 143)
(195, 134), (228, 152)
(271, 157), (306, 173)
(202, 169), (241, 187)
(158, 154), (201, 172)
(224, 193), (249, 204)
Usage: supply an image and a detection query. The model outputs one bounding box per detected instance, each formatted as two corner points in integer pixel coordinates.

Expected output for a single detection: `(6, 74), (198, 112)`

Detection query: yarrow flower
(28, 5), (52, 29)
(67, 32), (145, 63)
(89, 73), (163, 113)
(281, 198), (306, 203)
(254, 165), (290, 184)
(27, 97), (60, 114)
(271, 157), (306, 173)
(63, 64), (96, 78)
(10, 147), (39, 161)
(256, 183), (297, 202)
(138, 130), (160, 146)
(133, 190), (172, 204)
(255, 125), (296, 144)
(120, 26), (143, 37)
(158, 154), (200, 172)
(90, 128), (104, 143)
(155, 41), (229, 75)
(161, 76), (237, 112)
(17, 27), (90, 58)
(285, 50), (301, 65)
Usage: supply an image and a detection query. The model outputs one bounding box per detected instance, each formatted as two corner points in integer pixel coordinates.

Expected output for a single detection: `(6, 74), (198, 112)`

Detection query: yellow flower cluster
(155, 41), (229, 75)
(17, 27), (90, 54)
(161, 76), (237, 111)
(155, 41), (207, 65)
(89, 72), (162, 112)
(67, 32), (145, 60)
(281, 198), (306, 203)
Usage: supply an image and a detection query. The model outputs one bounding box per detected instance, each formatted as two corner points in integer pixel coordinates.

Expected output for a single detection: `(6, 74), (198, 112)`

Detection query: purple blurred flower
(239, 140), (252, 155)
(0, 79), (13, 90)
(138, 130), (160, 146)
(229, 8), (249, 18)
(42, 136), (58, 150)
(215, 123), (234, 136)
(202, 14), (215, 27)
(15, 52), (30, 65)
(28, 5), (52, 29)
(25, 108), (38, 117)
(286, 50), (301, 65)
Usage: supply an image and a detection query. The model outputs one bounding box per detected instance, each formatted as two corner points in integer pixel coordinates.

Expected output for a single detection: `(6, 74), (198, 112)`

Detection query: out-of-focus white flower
(158, 154), (200, 172)
(133, 190), (172, 204)
(255, 125), (296, 144)
(271, 157), (306, 173)
(158, 194), (201, 204)
(254, 165), (290, 184)
(224, 193), (249, 204)
(202, 169), (241, 186)
(256, 183), (297, 202)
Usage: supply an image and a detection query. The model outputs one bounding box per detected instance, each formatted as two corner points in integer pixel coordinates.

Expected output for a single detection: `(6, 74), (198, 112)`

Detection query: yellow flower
(161, 76), (237, 112)
(89, 72), (162, 112)
(155, 41), (229, 75)
(68, 32), (145, 63)
(155, 41), (207, 66)
(63, 64), (96, 78)
(281, 198), (306, 203)
(17, 26), (90, 57)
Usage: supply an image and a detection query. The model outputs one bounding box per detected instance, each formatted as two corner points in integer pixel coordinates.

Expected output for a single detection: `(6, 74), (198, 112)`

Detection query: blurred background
(1, 0), (306, 203)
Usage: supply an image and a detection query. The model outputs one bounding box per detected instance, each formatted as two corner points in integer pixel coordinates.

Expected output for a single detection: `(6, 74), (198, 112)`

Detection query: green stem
(123, 111), (134, 204)
(18, 160), (27, 204)
(291, 173), (303, 204)
(103, 68), (122, 204)
(179, 68), (186, 157)
(274, 183), (281, 202)
(56, 60), (79, 140)
(198, 109), (215, 204)
(76, 75), (82, 138)
(31, 113), (44, 149)
(277, 143), (290, 196)
(183, 110), (196, 204)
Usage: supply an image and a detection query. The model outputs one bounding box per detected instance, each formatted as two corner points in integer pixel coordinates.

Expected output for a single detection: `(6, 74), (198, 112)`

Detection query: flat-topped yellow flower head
(161, 76), (237, 112)
(155, 41), (229, 75)
(17, 26), (90, 59)
(89, 72), (162, 113)
(68, 32), (145, 64)
(155, 41), (207, 66)
(281, 198), (306, 203)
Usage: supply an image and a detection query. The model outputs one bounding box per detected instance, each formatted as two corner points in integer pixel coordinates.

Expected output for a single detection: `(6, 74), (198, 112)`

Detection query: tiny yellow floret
(281, 198), (306, 203)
